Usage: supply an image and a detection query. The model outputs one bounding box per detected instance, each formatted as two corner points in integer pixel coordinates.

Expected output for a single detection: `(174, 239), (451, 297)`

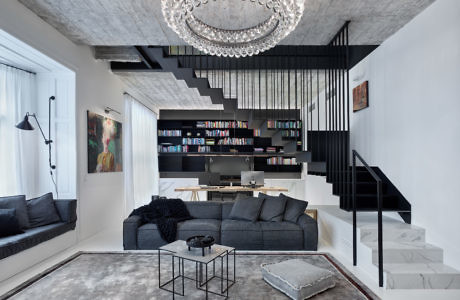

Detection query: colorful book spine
(158, 145), (189, 153)
(182, 138), (205, 145)
(217, 138), (253, 145)
(266, 157), (297, 165)
(206, 129), (230, 137)
(158, 130), (182, 136)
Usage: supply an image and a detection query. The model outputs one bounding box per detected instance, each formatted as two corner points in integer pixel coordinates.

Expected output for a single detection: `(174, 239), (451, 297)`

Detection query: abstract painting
(353, 81), (369, 112)
(87, 111), (122, 173)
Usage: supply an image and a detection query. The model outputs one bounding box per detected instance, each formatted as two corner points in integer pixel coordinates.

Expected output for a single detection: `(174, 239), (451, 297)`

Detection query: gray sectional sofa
(0, 199), (77, 260)
(123, 201), (318, 251)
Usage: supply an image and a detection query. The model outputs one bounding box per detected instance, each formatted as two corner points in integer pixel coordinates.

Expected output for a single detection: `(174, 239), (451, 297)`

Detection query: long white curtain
(124, 94), (159, 216)
(0, 64), (36, 197)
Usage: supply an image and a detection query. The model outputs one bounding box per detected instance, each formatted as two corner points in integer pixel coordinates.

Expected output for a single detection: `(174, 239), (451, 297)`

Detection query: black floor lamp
(16, 96), (58, 196)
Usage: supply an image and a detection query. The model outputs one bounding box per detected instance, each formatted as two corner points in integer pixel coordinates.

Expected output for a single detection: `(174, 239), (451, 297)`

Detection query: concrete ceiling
(115, 71), (223, 110)
(17, 0), (434, 111)
(18, 0), (435, 46)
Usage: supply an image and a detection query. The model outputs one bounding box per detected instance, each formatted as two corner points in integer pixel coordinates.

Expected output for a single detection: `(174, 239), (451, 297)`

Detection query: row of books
(282, 130), (301, 137)
(158, 145), (189, 153)
(253, 129), (261, 137)
(158, 130), (182, 137)
(217, 138), (253, 145)
(198, 146), (211, 152)
(267, 157), (297, 165)
(266, 147), (277, 153)
(267, 120), (302, 129)
(196, 121), (248, 129)
(205, 129), (230, 137)
(182, 138), (205, 145)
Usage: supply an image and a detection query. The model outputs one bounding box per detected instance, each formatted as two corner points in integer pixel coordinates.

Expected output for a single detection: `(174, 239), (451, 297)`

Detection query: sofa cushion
(0, 195), (30, 229)
(137, 223), (167, 250)
(0, 209), (23, 237)
(280, 193), (308, 223)
(261, 259), (335, 299)
(27, 193), (61, 228)
(228, 196), (264, 222)
(177, 219), (221, 242)
(221, 219), (263, 250)
(258, 193), (287, 222)
(260, 221), (303, 250)
(221, 202), (234, 220)
(0, 222), (75, 260)
(185, 202), (222, 219)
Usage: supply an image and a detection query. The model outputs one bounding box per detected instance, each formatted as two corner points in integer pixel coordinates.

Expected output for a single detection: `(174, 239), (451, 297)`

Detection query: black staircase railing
(352, 150), (384, 287)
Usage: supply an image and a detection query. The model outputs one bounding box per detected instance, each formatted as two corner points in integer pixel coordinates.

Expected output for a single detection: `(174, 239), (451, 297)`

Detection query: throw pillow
(0, 208), (24, 237)
(228, 196), (264, 222)
(258, 193), (287, 222)
(0, 195), (30, 228)
(27, 193), (61, 228)
(279, 193), (308, 223)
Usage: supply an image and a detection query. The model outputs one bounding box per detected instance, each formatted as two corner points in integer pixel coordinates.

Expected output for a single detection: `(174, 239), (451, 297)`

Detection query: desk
(174, 186), (288, 201)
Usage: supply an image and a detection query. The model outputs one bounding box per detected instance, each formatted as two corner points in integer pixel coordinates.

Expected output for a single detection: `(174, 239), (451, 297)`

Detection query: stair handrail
(352, 149), (384, 287)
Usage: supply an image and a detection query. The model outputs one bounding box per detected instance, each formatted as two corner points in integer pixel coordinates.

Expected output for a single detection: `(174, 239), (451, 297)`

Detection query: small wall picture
(353, 81), (369, 112)
(87, 111), (123, 173)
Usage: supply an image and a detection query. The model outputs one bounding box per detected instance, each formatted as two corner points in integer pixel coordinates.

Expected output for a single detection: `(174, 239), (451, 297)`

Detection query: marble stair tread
(359, 226), (425, 243)
(363, 241), (443, 264)
(362, 241), (442, 251)
(383, 263), (460, 289)
(381, 263), (460, 274)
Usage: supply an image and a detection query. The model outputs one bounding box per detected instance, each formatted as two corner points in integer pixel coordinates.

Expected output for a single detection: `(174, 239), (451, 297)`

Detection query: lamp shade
(16, 115), (34, 130)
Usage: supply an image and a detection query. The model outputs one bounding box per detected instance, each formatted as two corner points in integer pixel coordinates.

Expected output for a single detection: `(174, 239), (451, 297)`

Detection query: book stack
(206, 129), (230, 137)
(266, 147), (277, 153)
(267, 157), (297, 165)
(254, 147), (264, 152)
(158, 130), (182, 136)
(159, 145), (189, 153)
(217, 138), (254, 145)
(182, 138), (205, 145)
(205, 139), (215, 146)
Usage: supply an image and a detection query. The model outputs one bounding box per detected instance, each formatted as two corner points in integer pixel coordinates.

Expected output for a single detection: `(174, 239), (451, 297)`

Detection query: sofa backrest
(185, 201), (222, 219)
(221, 202), (234, 219)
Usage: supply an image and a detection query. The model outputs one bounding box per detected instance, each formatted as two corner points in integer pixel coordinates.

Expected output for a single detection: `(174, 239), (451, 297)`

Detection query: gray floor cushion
(261, 259), (335, 300)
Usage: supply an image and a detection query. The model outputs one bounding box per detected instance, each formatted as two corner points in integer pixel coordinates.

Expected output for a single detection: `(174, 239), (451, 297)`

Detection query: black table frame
(158, 248), (236, 299)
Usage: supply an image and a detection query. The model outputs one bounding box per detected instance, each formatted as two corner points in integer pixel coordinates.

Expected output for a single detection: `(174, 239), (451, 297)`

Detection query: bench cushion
(0, 195), (30, 229)
(0, 222), (75, 260)
(261, 259), (335, 300)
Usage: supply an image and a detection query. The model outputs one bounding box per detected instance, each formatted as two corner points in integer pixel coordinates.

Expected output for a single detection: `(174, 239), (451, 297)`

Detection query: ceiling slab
(19, 0), (434, 46)
(114, 71), (223, 110)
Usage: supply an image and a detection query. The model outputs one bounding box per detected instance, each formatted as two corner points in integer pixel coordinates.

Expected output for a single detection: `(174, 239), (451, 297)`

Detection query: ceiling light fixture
(161, 0), (304, 57)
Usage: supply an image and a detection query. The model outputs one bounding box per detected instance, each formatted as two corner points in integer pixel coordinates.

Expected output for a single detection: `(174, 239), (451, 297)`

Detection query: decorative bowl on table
(186, 235), (215, 256)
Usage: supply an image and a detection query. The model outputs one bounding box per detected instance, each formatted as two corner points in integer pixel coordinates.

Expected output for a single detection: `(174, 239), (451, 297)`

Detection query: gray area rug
(3, 252), (379, 300)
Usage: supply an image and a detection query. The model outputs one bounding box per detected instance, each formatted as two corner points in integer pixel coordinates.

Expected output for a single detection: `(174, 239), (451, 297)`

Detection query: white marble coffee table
(158, 240), (236, 299)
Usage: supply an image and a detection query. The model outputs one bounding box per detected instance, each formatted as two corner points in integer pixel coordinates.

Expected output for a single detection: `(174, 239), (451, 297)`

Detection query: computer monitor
(241, 171), (264, 187)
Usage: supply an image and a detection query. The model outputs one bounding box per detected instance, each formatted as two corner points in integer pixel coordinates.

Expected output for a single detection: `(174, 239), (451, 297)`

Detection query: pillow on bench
(0, 208), (23, 237)
(27, 193), (61, 228)
(0, 195), (30, 229)
(279, 193), (308, 223)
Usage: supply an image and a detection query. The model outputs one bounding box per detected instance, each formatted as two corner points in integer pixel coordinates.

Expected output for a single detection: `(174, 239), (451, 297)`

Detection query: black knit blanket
(129, 197), (192, 243)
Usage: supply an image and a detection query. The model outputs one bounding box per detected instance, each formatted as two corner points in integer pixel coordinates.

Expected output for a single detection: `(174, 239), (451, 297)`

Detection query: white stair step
(383, 263), (460, 289)
(363, 241), (443, 264)
(359, 223), (425, 243)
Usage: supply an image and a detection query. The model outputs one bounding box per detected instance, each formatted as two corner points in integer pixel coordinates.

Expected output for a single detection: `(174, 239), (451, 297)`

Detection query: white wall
(349, 0), (460, 270)
(0, 1), (126, 243)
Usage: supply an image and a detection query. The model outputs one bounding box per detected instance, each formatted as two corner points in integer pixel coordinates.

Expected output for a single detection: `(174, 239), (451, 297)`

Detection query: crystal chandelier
(161, 0), (305, 57)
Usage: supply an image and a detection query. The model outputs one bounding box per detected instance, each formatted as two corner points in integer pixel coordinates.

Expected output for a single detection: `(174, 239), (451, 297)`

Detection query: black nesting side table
(158, 240), (236, 299)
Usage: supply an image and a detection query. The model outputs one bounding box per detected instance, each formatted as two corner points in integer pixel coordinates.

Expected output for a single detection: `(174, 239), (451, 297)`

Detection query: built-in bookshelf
(158, 119), (302, 173)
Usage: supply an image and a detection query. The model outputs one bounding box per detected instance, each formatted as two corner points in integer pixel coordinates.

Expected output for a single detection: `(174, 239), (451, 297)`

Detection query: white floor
(1, 226), (460, 299)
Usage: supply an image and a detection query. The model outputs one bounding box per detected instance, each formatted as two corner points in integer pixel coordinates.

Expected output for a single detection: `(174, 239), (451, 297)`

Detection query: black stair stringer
(145, 46), (237, 112)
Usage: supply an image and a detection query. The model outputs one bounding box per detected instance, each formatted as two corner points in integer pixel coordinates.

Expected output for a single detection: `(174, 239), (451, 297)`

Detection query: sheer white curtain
(124, 94), (159, 216)
(0, 64), (36, 197)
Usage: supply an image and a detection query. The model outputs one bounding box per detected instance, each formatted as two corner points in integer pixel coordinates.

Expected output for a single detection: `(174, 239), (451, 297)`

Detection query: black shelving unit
(158, 119), (302, 173)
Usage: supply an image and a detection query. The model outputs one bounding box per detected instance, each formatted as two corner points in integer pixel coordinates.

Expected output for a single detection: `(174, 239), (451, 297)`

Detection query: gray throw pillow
(228, 196), (264, 222)
(27, 193), (61, 228)
(0, 208), (24, 237)
(279, 193), (308, 223)
(0, 195), (30, 228)
(258, 193), (287, 222)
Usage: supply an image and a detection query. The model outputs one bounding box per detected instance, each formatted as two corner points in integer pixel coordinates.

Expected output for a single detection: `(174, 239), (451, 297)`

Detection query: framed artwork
(87, 111), (123, 173)
(353, 81), (369, 112)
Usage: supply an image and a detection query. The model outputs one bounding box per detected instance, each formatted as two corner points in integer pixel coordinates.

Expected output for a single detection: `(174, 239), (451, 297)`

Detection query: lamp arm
(27, 113), (50, 143)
